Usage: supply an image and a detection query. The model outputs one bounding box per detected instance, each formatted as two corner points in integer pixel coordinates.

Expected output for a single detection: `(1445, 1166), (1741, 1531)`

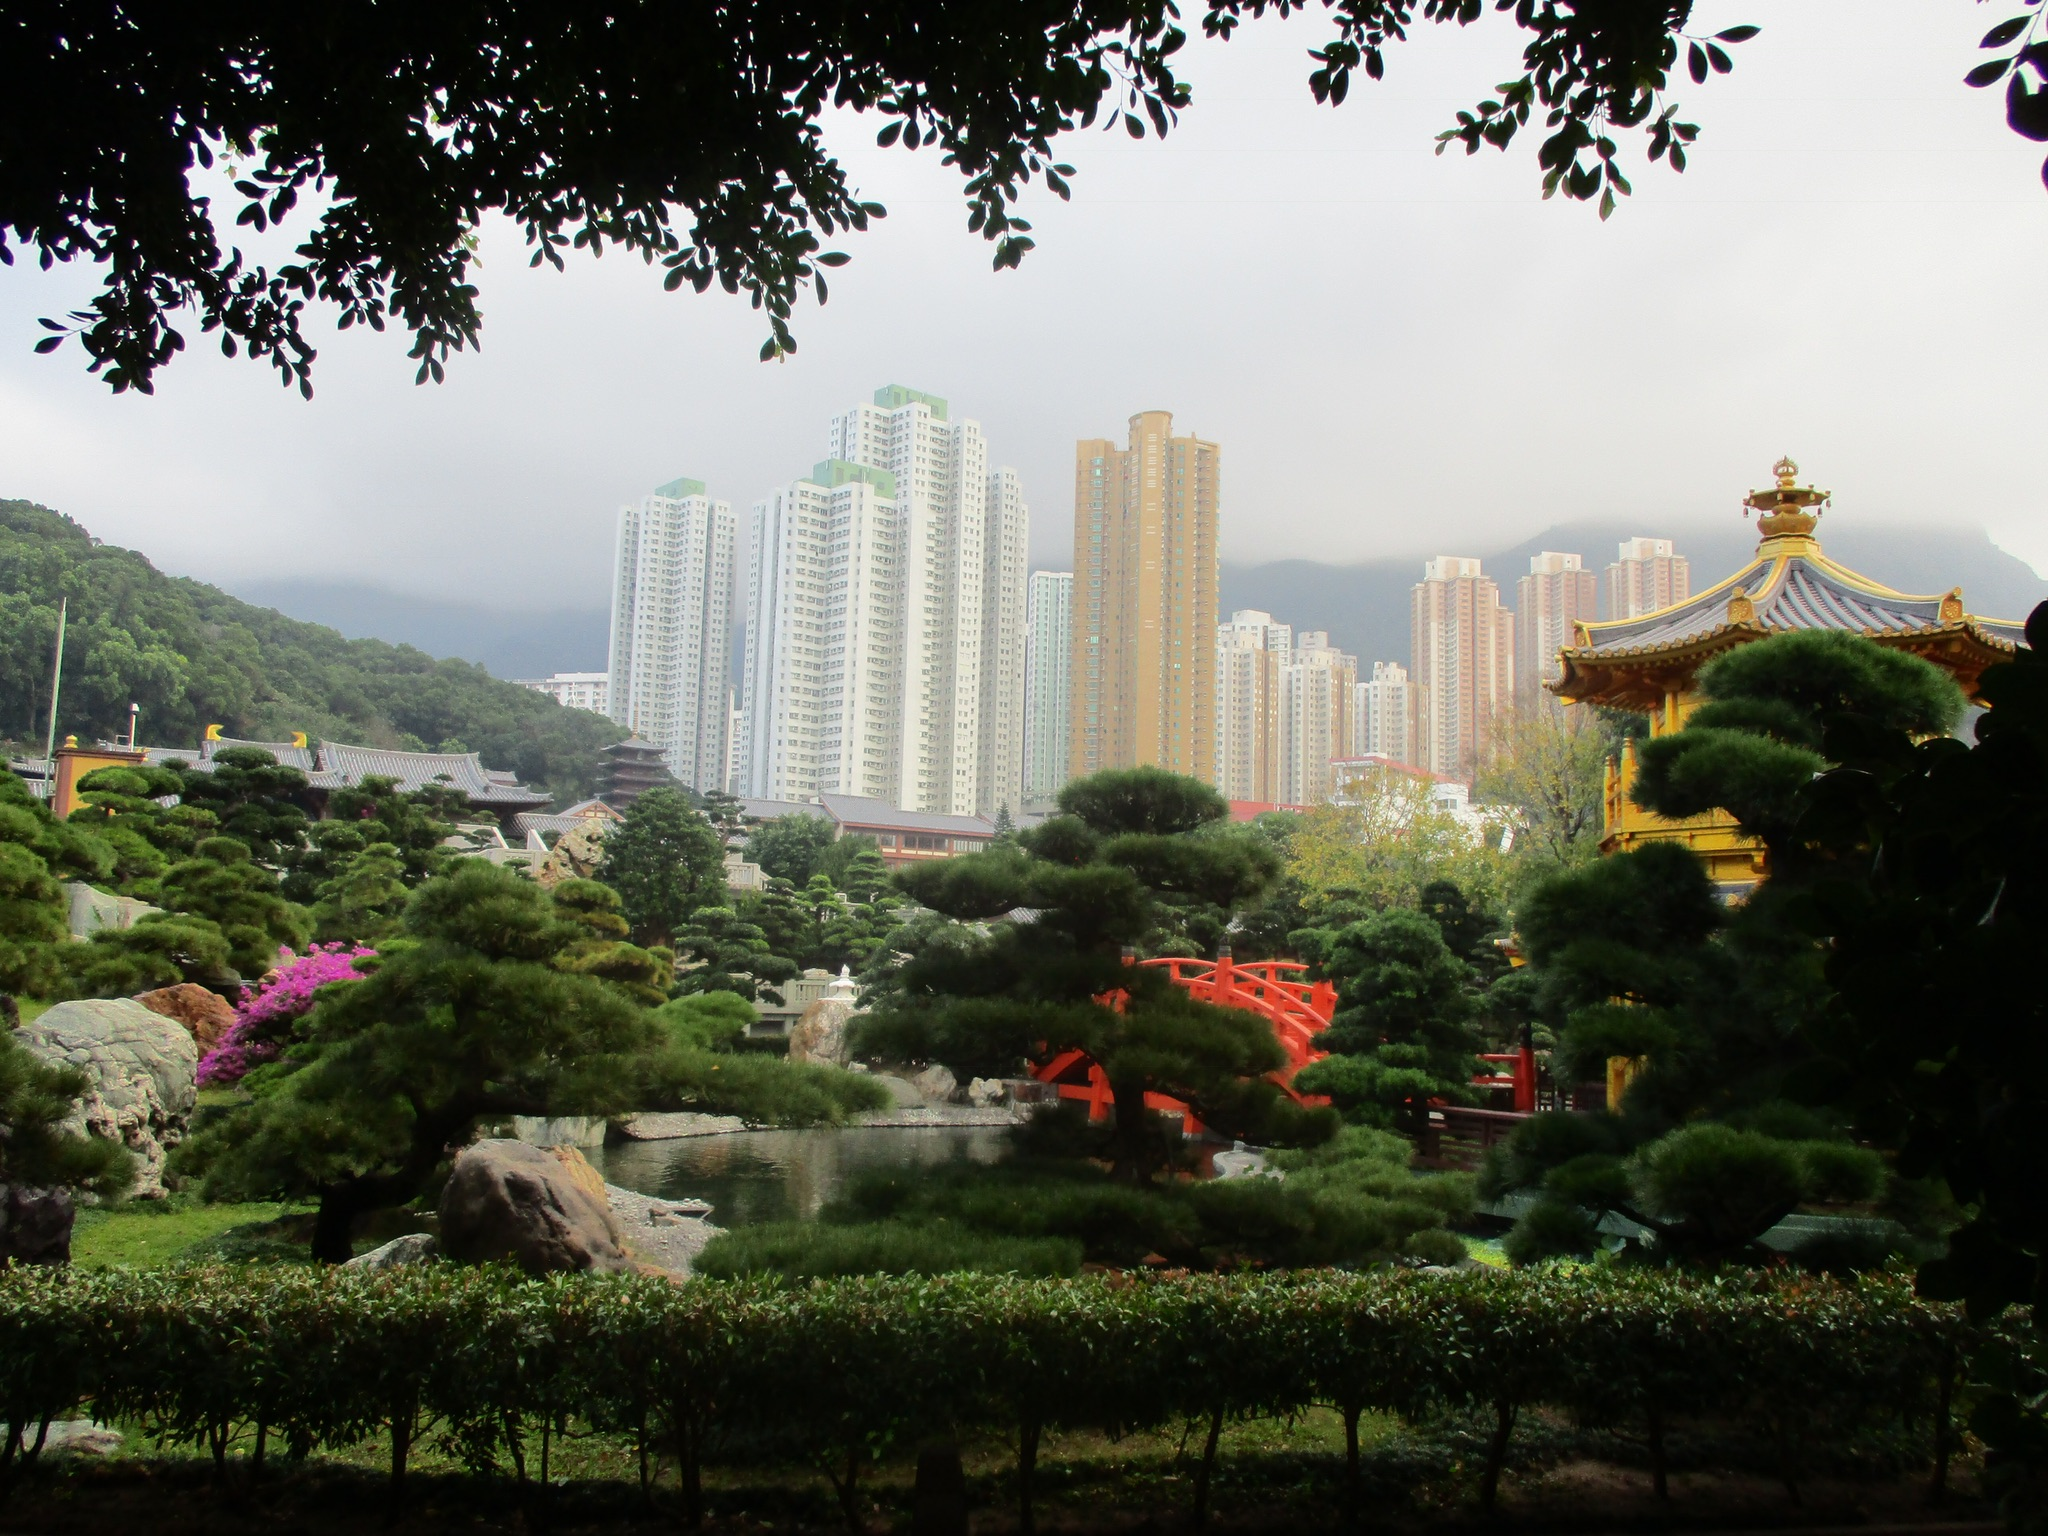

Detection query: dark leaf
(1714, 25), (1761, 42)
(1688, 42), (1707, 83)
(1967, 58), (2013, 87)
(1983, 16), (2030, 47)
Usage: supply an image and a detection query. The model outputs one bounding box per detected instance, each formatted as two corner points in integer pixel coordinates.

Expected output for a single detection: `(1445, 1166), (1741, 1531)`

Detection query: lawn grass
(71, 1198), (312, 1270)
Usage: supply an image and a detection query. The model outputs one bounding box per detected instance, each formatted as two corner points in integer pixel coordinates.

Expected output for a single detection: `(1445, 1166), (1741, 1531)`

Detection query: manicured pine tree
(154, 835), (311, 979)
(175, 862), (672, 1261)
(745, 813), (838, 886)
(309, 841), (409, 945)
(595, 784), (726, 945)
(857, 767), (1334, 1181)
(670, 904), (799, 1003)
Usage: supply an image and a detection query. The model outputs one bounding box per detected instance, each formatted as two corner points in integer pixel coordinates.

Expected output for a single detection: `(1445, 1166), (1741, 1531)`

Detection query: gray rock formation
(342, 1232), (441, 1272)
(0, 1186), (76, 1266)
(510, 1114), (608, 1148)
(911, 1063), (959, 1104)
(787, 965), (859, 1066)
(438, 1139), (634, 1275)
(0, 1421), (124, 1459)
(63, 882), (161, 938)
(616, 1112), (748, 1140)
(16, 999), (198, 1198)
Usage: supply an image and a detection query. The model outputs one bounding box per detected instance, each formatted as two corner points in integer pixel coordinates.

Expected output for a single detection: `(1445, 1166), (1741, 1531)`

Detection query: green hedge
(0, 1266), (1962, 1530)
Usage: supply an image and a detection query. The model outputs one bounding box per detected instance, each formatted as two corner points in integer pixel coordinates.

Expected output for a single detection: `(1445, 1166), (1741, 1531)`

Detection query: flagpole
(41, 595), (67, 794)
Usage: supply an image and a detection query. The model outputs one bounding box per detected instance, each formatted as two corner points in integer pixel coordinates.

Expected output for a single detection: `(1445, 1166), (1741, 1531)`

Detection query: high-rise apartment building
(1356, 660), (1416, 767)
(738, 386), (1028, 817)
(1516, 551), (1598, 701)
(1606, 537), (1690, 619)
(1070, 411), (1220, 782)
(1410, 556), (1514, 780)
(980, 468), (1030, 820)
(1279, 631), (1356, 806)
(517, 672), (609, 714)
(1024, 571), (1074, 809)
(1215, 609), (1291, 802)
(606, 477), (737, 791)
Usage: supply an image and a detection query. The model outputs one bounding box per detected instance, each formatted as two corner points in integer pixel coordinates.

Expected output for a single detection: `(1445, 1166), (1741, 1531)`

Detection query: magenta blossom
(198, 942), (373, 1086)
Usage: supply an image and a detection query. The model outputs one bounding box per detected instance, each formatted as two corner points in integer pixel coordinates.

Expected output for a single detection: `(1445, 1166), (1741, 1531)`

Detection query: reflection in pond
(595, 1126), (1014, 1228)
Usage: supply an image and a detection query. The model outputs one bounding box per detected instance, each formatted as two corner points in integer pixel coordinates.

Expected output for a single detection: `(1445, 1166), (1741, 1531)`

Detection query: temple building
(1551, 458), (2027, 896)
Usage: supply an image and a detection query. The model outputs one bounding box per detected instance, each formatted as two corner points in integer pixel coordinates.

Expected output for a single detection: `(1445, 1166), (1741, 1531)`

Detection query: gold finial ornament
(1743, 455), (1829, 540)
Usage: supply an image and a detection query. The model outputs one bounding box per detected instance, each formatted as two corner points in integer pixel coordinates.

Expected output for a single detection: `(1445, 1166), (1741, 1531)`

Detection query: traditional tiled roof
(144, 737), (549, 809)
(818, 793), (995, 838)
(1573, 546), (2026, 658)
(319, 741), (551, 807)
(515, 798), (622, 839)
(1555, 530), (2026, 708)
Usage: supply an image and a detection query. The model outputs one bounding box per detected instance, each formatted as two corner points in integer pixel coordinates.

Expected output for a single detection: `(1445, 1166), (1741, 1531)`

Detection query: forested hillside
(0, 500), (622, 805)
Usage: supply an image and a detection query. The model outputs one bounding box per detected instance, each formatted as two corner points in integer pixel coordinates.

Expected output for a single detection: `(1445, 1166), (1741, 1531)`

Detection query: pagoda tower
(1550, 457), (2027, 896)
(596, 736), (675, 810)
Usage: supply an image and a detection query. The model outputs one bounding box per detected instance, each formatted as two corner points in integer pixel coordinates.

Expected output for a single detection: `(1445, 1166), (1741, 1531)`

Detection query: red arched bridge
(1030, 953), (1537, 1149)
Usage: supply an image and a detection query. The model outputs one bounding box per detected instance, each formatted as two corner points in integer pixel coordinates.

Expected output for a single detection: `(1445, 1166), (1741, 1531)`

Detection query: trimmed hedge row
(0, 1265), (1961, 1530)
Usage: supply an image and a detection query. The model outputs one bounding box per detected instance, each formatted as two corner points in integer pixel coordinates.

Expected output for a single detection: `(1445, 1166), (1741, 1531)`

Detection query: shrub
(696, 1220), (1083, 1280)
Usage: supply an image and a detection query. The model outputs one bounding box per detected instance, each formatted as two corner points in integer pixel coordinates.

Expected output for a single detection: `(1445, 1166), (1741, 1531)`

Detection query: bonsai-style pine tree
(858, 767), (1332, 1181)
(1291, 906), (1478, 1130)
(670, 903), (798, 1003)
(176, 862), (671, 1261)
(155, 836), (311, 979)
(596, 784), (727, 945)
(283, 775), (468, 900)
(309, 842), (409, 945)
(1482, 630), (1956, 1266)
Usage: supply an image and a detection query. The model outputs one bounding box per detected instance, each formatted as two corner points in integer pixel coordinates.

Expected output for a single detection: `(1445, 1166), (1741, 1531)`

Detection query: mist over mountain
(224, 522), (2045, 688)
(229, 580), (612, 681)
(1221, 522), (2048, 671)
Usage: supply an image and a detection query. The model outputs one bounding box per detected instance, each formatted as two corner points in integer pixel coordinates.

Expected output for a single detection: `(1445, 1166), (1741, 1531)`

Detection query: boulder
(133, 983), (238, 1053)
(787, 966), (860, 1067)
(63, 882), (161, 939)
(16, 999), (199, 1199)
(342, 1232), (441, 1272)
(510, 1114), (608, 1148)
(437, 1139), (634, 1275)
(911, 1063), (959, 1105)
(0, 1186), (76, 1266)
(966, 1077), (1007, 1108)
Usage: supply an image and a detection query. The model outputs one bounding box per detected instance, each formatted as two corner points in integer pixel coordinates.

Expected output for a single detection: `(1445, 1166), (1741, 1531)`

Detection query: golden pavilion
(1550, 457), (2028, 895)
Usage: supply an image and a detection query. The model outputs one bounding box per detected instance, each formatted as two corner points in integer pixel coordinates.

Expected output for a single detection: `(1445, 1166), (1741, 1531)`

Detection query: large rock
(16, 999), (198, 1199)
(438, 1139), (634, 1275)
(133, 983), (238, 1053)
(788, 966), (861, 1067)
(342, 1232), (441, 1272)
(911, 1064), (959, 1105)
(63, 882), (161, 939)
(0, 1186), (76, 1266)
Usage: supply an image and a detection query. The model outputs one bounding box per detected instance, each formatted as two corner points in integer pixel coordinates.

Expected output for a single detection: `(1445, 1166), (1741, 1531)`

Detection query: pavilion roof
(1554, 532), (2026, 711)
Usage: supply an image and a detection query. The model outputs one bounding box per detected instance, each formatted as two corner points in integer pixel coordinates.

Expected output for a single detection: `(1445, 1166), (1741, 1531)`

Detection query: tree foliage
(744, 814), (840, 887)
(857, 767), (1332, 1180)
(1475, 697), (1612, 871)
(596, 785), (726, 945)
(0, 1028), (134, 1202)
(6, 2), (1780, 393)
(175, 862), (671, 1261)
(0, 500), (621, 803)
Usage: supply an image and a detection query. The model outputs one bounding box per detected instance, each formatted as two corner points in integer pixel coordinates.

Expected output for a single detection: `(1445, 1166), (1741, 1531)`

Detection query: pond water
(594, 1126), (1016, 1228)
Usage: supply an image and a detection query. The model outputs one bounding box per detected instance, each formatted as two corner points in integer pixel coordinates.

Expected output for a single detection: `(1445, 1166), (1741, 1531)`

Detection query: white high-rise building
(739, 386), (1029, 817)
(517, 672), (609, 714)
(1355, 660), (1417, 767)
(1606, 537), (1690, 620)
(606, 478), (737, 791)
(1215, 609), (1291, 802)
(1024, 572), (1074, 809)
(1279, 631), (1356, 806)
(980, 468), (1030, 820)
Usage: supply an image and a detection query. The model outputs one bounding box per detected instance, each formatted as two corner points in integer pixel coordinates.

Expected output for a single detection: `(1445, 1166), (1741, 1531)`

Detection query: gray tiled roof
(319, 741), (551, 807)
(819, 793), (995, 838)
(1573, 548), (2028, 659)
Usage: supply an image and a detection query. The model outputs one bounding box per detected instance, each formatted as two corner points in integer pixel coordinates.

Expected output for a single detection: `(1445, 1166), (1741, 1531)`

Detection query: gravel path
(604, 1182), (721, 1277)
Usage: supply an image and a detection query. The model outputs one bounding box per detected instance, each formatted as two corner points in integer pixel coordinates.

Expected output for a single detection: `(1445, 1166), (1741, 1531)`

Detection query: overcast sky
(2, 0), (2043, 608)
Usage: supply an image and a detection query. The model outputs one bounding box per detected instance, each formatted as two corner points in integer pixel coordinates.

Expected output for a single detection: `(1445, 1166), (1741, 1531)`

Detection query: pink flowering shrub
(198, 942), (374, 1086)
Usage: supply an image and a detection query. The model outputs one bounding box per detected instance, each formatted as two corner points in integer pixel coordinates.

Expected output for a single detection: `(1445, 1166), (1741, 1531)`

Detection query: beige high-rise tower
(1410, 556), (1514, 780)
(1516, 551), (1597, 702)
(1070, 411), (1220, 782)
(1606, 537), (1690, 619)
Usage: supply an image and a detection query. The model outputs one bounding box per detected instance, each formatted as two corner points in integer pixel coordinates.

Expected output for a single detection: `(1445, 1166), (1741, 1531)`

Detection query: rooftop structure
(1554, 457), (2025, 892)
(595, 737), (673, 810)
(816, 792), (998, 867)
(116, 733), (550, 818)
